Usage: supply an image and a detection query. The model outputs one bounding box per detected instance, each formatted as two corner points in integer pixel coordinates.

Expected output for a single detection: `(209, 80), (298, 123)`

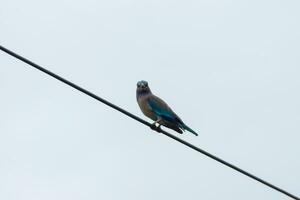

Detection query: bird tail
(182, 124), (198, 136)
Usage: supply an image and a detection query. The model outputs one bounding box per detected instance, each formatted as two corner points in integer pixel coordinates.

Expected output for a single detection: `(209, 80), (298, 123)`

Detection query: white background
(1, 0), (299, 199)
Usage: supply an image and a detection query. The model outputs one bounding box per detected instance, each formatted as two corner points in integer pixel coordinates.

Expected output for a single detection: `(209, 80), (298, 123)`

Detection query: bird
(136, 80), (198, 136)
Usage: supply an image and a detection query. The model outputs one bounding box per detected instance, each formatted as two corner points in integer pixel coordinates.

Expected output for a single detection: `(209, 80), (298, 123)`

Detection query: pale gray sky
(1, 0), (299, 199)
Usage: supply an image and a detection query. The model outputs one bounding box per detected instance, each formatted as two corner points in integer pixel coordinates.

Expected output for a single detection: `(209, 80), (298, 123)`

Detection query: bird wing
(148, 95), (182, 124)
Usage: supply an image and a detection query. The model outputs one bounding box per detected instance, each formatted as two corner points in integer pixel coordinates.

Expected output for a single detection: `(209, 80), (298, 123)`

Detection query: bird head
(136, 80), (151, 94)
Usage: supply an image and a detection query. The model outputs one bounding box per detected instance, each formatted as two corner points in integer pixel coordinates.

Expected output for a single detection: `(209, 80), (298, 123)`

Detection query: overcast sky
(1, 0), (300, 199)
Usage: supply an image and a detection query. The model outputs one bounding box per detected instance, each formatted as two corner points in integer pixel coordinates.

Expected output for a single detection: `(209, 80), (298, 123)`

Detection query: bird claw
(150, 123), (162, 133)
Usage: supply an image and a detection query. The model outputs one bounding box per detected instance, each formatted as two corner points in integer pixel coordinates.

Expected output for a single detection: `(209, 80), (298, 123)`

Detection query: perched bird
(136, 80), (198, 136)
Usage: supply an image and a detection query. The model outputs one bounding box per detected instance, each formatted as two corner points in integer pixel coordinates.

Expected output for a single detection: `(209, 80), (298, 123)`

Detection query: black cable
(0, 45), (299, 200)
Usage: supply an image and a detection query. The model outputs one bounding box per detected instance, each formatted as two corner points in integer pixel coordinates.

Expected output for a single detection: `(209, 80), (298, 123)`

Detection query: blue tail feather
(182, 124), (198, 136)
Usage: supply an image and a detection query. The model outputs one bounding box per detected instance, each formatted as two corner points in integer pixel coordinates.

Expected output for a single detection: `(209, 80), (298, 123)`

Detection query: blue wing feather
(144, 94), (198, 136)
(148, 97), (179, 123)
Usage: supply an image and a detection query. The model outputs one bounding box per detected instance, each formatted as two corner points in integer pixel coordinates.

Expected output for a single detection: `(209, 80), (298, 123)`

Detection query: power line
(0, 44), (299, 200)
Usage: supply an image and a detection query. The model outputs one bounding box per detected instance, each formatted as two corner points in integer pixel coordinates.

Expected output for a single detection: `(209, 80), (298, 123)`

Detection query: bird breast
(137, 95), (157, 121)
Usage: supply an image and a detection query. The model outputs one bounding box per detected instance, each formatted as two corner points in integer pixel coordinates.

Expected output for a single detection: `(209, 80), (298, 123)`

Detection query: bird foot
(150, 123), (162, 133)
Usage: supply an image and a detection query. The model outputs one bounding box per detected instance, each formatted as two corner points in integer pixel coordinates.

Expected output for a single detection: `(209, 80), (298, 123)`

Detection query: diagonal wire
(0, 45), (299, 200)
